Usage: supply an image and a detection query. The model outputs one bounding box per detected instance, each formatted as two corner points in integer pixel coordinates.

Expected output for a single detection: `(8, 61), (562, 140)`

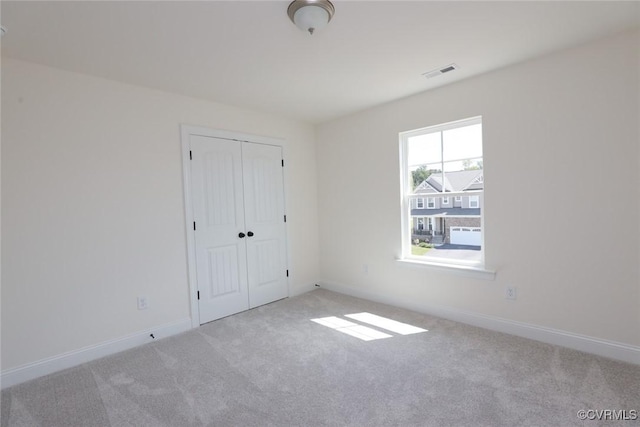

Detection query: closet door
(242, 142), (288, 308)
(191, 135), (249, 323)
(189, 134), (288, 324)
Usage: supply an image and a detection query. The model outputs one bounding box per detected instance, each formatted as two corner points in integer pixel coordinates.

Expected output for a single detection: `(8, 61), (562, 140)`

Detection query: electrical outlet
(137, 296), (149, 310)
(505, 286), (517, 301)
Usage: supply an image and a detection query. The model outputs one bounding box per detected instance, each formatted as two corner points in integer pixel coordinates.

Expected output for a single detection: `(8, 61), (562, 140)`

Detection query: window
(416, 198), (424, 209)
(400, 116), (484, 267)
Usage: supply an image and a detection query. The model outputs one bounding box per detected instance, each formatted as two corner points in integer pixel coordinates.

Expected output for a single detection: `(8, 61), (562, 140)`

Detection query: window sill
(396, 258), (496, 280)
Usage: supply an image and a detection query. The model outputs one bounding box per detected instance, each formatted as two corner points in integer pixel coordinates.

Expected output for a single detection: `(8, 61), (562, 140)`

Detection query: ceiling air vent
(423, 63), (459, 79)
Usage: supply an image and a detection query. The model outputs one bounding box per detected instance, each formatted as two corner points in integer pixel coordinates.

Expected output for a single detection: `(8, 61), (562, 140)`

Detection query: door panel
(242, 143), (288, 308)
(202, 151), (237, 227)
(191, 135), (249, 323)
(254, 239), (281, 284)
(206, 245), (241, 297)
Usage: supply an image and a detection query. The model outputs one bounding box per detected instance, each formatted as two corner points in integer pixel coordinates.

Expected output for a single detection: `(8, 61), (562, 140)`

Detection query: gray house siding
(410, 170), (483, 244)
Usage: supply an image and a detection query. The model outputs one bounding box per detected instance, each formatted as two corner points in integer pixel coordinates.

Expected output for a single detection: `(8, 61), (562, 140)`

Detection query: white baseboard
(318, 281), (640, 365)
(289, 282), (319, 297)
(1, 318), (192, 389)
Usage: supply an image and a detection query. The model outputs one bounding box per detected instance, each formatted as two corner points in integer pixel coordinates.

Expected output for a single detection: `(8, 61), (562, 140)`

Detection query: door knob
(247, 231), (254, 237)
(238, 232), (246, 238)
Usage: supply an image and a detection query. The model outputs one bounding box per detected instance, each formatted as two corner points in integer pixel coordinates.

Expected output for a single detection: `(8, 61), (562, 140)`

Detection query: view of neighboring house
(411, 169), (483, 246)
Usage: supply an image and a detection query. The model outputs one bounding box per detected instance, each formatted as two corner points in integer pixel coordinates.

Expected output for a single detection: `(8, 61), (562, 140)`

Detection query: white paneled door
(241, 142), (288, 309)
(190, 134), (288, 324)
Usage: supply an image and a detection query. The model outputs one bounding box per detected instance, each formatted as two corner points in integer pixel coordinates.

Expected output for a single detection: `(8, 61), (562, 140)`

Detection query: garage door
(450, 227), (482, 246)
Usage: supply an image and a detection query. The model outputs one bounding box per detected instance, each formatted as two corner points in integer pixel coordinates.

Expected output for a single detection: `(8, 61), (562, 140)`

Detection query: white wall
(2, 29), (638, 378)
(316, 30), (640, 348)
(1, 58), (320, 371)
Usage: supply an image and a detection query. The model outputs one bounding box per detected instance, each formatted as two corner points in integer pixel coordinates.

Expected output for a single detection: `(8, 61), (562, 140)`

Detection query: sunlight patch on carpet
(311, 316), (392, 341)
(345, 313), (427, 335)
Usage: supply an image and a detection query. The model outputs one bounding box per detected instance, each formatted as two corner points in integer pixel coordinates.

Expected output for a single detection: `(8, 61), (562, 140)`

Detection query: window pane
(404, 117), (484, 266)
(409, 193), (482, 263)
(408, 132), (441, 168)
(442, 123), (482, 162)
(409, 163), (441, 191)
(442, 158), (483, 173)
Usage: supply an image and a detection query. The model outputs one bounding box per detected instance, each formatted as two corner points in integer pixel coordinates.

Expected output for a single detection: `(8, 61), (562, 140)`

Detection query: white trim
(469, 195), (479, 208)
(317, 282), (640, 365)
(426, 197), (436, 209)
(441, 196), (450, 205)
(280, 141), (294, 302)
(416, 198), (424, 209)
(1, 318), (191, 389)
(478, 192), (486, 266)
(288, 282), (318, 297)
(180, 125), (285, 147)
(180, 125), (290, 327)
(399, 137), (411, 258)
(397, 258), (495, 280)
(412, 215), (481, 219)
(180, 125), (200, 328)
(400, 116), (482, 138)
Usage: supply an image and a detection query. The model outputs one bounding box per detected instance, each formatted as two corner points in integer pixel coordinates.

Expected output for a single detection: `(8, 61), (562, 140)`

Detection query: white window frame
(455, 196), (462, 202)
(398, 116), (494, 278)
(416, 198), (424, 209)
(426, 198), (436, 209)
(469, 196), (479, 208)
(442, 196), (450, 205)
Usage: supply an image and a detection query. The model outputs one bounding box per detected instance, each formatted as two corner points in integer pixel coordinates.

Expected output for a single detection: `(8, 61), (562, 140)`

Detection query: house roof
(415, 170), (483, 194)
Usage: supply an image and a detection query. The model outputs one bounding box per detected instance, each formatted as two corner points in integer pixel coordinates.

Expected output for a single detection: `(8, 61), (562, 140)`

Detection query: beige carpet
(2, 289), (639, 426)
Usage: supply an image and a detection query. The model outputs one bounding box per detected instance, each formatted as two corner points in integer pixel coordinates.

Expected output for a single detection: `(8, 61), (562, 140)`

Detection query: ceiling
(1, 1), (639, 124)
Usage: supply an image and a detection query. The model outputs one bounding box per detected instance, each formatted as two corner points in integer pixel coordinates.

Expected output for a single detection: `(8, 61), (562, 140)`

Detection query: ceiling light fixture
(287, 0), (335, 35)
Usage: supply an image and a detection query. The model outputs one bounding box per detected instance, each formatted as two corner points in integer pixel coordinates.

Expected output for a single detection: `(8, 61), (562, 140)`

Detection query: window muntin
(416, 198), (424, 209)
(401, 117), (484, 267)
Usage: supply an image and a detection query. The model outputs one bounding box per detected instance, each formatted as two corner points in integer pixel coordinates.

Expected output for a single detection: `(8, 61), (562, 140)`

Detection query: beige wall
(316, 30), (640, 347)
(1, 58), (320, 370)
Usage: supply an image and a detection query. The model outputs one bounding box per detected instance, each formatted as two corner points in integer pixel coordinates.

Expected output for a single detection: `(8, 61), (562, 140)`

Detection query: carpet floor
(2, 289), (639, 426)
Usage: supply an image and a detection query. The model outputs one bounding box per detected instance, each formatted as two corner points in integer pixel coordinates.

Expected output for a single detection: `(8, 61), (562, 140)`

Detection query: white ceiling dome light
(287, 0), (335, 35)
